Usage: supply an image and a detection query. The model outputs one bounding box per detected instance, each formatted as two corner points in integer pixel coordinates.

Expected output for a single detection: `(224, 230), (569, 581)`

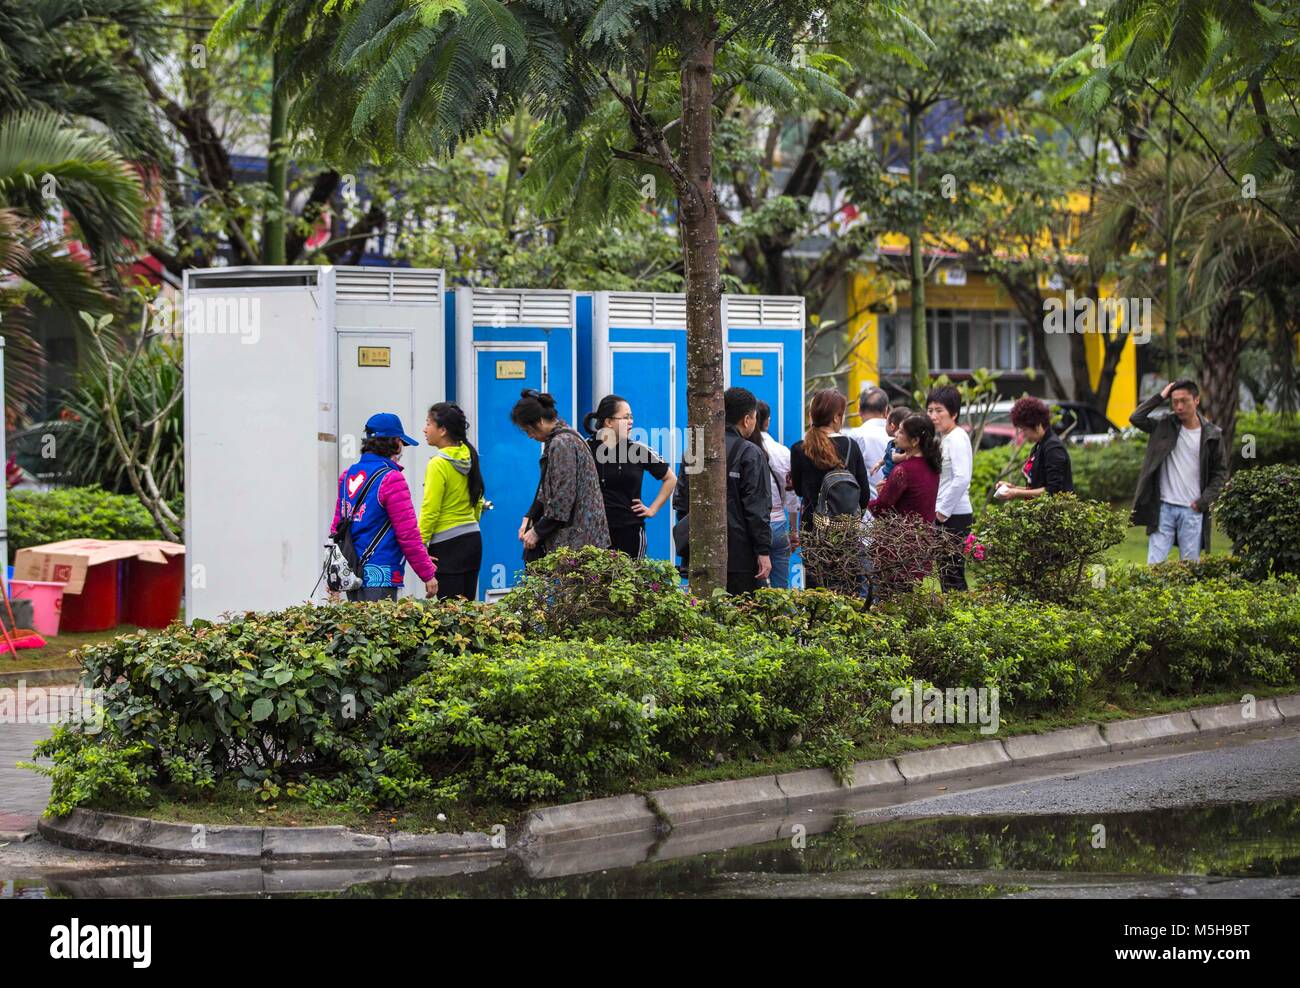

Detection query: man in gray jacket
(1129, 378), (1229, 563)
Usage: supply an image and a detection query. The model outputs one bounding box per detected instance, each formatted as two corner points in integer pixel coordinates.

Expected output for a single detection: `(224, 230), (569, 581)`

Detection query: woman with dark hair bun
(867, 414), (942, 521)
(512, 388), (610, 560)
(995, 395), (1074, 499)
(583, 394), (676, 558)
(419, 401), (486, 599)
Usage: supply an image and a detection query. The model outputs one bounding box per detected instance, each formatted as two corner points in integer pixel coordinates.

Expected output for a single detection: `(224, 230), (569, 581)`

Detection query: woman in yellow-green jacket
(419, 402), (485, 600)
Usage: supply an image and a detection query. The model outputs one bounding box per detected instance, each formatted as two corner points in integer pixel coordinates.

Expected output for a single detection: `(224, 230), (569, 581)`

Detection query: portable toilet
(589, 291), (688, 561)
(723, 293), (806, 448)
(454, 287), (578, 599)
(183, 265), (446, 621)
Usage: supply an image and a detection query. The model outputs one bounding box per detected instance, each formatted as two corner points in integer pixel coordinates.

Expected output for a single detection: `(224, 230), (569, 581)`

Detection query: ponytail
(803, 389), (848, 470)
(900, 413), (943, 474)
(582, 394), (627, 437)
(428, 401), (486, 505)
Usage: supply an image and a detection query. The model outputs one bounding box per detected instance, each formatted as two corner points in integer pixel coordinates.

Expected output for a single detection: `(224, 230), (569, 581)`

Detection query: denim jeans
(1148, 501), (1203, 564)
(769, 517), (791, 589)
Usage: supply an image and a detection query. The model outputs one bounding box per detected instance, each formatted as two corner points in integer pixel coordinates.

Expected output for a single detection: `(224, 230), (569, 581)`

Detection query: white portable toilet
(183, 265), (445, 621)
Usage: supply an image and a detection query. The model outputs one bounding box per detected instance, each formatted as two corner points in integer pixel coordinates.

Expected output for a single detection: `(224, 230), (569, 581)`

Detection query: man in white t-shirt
(1129, 378), (1229, 563)
(842, 386), (891, 497)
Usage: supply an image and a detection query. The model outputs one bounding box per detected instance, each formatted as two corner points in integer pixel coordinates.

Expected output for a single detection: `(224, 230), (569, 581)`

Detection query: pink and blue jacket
(331, 452), (436, 587)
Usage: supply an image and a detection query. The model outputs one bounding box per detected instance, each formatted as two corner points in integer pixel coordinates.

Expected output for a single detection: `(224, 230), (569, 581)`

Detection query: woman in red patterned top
(867, 414), (942, 521)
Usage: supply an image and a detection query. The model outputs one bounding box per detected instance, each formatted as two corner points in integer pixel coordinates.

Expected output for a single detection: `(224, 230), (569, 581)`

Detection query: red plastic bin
(124, 555), (185, 628)
(59, 560), (121, 632)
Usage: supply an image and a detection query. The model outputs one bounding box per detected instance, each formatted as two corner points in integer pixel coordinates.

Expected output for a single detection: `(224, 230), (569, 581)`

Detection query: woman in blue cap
(331, 412), (438, 600)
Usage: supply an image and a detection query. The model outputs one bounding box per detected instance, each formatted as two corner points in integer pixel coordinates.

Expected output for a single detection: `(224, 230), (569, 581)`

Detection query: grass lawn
(0, 625), (142, 673)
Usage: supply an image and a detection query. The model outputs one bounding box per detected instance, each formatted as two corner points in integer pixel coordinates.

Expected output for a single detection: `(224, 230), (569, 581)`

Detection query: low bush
(970, 493), (1126, 603)
(1216, 463), (1300, 579)
(1095, 577), (1300, 690)
(1070, 434), (1147, 503)
(1232, 411), (1300, 470)
(8, 485), (163, 562)
(901, 591), (1122, 708)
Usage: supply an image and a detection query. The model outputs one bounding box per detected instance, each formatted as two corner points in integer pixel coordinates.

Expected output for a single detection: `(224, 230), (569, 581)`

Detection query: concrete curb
(35, 692), (1300, 860)
(37, 809), (499, 863)
(0, 667), (84, 688)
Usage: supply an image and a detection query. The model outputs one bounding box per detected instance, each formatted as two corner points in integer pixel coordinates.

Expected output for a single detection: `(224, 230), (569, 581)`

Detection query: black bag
(328, 466), (391, 590)
(673, 437), (744, 564)
(814, 440), (862, 523)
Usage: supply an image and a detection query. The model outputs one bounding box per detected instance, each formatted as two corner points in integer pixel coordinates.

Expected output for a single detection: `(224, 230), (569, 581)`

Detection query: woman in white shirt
(927, 385), (973, 592)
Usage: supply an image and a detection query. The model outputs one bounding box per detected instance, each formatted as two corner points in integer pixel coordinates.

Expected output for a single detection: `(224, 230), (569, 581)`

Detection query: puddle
(9, 797), (1300, 899)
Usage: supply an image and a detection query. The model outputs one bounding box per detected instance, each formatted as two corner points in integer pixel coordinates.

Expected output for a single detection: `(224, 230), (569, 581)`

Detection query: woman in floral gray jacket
(512, 389), (611, 559)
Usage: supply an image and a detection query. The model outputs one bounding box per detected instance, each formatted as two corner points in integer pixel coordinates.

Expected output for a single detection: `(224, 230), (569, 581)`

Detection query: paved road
(0, 722), (50, 838)
(855, 724), (1300, 821)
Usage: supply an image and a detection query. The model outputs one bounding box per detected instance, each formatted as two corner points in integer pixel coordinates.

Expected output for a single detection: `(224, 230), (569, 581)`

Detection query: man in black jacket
(673, 388), (773, 593)
(1129, 378), (1229, 562)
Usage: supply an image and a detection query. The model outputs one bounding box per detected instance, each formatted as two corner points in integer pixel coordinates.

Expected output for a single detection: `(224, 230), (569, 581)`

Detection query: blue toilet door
(475, 346), (545, 595)
(610, 345), (676, 561)
(728, 347), (783, 440)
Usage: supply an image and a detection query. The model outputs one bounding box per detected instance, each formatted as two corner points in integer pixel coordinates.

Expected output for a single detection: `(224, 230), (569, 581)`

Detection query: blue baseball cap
(364, 412), (420, 446)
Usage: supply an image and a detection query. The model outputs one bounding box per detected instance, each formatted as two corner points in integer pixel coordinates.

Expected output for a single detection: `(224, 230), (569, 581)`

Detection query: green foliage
(1216, 463), (1300, 579)
(28, 546), (1300, 817)
(502, 546), (710, 641)
(971, 443), (1026, 513)
(1233, 411), (1300, 470)
(7, 485), (163, 563)
(21, 728), (157, 818)
(58, 333), (184, 502)
(1094, 577), (1300, 690)
(971, 493), (1127, 603)
(902, 592), (1121, 708)
(1070, 434), (1148, 503)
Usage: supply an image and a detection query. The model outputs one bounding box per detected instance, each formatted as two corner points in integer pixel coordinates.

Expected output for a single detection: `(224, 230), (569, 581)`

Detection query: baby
(871, 406), (914, 477)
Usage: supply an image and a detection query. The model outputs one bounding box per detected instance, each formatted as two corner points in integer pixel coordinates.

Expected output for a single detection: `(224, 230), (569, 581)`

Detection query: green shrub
(1071, 434), (1147, 503)
(1095, 578), (1300, 689)
(501, 546), (710, 641)
(379, 633), (868, 802)
(900, 592), (1121, 708)
(8, 485), (164, 562)
(970, 493), (1127, 603)
(21, 730), (158, 817)
(1103, 556), (1247, 589)
(1216, 463), (1300, 579)
(1232, 411), (1300, 470)
(971, 444), (1027, 514)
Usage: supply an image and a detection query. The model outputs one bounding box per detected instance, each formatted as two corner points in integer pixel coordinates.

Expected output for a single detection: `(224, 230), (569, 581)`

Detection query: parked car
(971, 400), (1120, 449)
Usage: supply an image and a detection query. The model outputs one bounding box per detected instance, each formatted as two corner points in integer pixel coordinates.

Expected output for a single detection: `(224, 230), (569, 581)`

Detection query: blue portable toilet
(454, 287), (579, 599)
(590, 291), (689, 561)
(722, 293), (806, 448)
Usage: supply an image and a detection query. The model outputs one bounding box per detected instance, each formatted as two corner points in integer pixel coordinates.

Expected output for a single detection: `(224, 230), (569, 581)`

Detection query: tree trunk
(907, 104), (929, 395)
(263, 50), (288, 265)
(1202, 294), (1244, 453)
(678, 13), (727, 594)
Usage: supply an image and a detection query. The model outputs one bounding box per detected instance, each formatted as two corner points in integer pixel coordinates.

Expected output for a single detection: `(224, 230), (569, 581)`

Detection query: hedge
(7, 485), (164, 563)
(26, 547), (1300, 817)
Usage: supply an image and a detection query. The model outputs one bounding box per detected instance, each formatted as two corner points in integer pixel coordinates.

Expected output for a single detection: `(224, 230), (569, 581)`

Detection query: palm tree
(0, 112), (145, 422)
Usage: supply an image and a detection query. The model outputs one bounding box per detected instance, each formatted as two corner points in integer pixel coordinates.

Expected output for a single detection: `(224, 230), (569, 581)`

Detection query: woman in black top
(584, 394), (677, 558)
(995, 396), (1075, 500)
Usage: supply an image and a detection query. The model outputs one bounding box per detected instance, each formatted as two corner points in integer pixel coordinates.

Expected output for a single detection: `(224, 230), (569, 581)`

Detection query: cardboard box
(13, 540), (185, 595)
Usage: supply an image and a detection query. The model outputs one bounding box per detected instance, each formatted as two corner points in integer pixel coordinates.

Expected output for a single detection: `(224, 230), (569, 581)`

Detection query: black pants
(938, 513), (974, 592)
(609, 524), (647, 558)
(346, 586), (398, 602)
(428, 531), (482, 601)
(727, 570), (760, 595)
